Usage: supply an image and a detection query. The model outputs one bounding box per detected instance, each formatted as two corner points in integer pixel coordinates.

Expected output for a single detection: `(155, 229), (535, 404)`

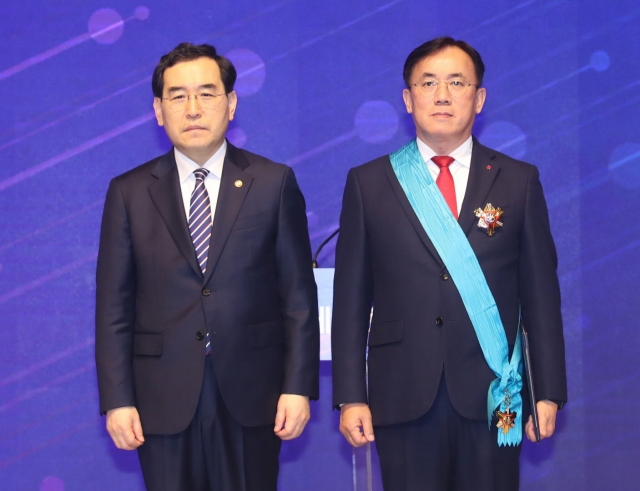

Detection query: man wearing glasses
(332, 37), (567, 490)
(95, 43), (319, 491)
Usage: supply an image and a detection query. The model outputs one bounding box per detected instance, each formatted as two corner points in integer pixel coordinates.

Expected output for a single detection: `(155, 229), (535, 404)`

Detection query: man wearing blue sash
(332, 37), (567, 491)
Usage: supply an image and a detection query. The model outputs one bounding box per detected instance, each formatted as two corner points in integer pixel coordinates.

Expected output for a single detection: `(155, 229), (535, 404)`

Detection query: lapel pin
(474, 203), (503, 236)
(486, 165), (492, 170)
(234, 180), (243, 188)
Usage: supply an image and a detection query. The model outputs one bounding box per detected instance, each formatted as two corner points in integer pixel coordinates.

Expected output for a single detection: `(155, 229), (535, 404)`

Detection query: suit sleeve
(95, 178), (137, 414)
(518, 165), (568, 404)
(331, 168), (373, 408)
(275, 167), (320, 399)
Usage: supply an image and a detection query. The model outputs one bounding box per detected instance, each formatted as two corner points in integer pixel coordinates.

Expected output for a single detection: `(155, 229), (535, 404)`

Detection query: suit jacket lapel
(384, 159), (444, 267)
(203, 143), (253, 285)
(458, 138), (501, 236)
(148, 150), (203, 278)
(384, 138), (502, 263)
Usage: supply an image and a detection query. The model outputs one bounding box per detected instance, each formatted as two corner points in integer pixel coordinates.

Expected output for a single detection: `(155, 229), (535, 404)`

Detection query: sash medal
(496, 390), (517, 434)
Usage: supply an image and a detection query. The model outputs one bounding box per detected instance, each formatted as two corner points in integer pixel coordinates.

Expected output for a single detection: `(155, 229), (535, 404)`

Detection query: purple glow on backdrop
(134, 6), (150, 21)
(40, 476), (65, 491)
(354, 100), (399, 144)
(478, 121), (527, 160)
(88, 9), (125, 45)
(225, 49), (267, 96)
(590, 50), (610, 72)
(227, 127), (248, 148)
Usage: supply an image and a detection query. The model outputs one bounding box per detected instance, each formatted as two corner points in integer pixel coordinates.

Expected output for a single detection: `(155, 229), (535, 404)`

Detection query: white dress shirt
(174, 141), (227, 225)
(416, 136), (473, 216)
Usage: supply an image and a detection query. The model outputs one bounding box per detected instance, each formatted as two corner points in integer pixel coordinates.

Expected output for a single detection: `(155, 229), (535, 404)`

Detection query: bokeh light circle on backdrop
(590, 50), (610, 72)
(40, 476), (65, 491)
(354, 100), (399, 144)
(477, 121), (527, 160)
(88, 9), (124, 45)
(134, 5), (150, 20)
(225, 49), (266, 97)
(227, 127), (248, 148)
(608, 142), (640, 189)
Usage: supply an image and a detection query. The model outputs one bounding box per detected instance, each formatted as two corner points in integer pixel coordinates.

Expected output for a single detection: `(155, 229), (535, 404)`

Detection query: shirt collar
(175, 140), (227, 184)
(416, 135), (473, 168)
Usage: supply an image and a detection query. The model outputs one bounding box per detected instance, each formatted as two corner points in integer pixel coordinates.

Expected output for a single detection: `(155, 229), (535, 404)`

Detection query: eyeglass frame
(408, 79), (480, 98)
(160, 91), (229, 110)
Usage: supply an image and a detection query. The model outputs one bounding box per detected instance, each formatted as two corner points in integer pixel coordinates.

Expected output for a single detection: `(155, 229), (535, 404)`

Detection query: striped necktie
(189, 168), (212, 354)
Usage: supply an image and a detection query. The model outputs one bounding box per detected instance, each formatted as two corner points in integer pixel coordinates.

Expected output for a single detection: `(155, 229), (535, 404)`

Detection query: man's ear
(475, 87), (486, 115)
(402, 88), (414, 114)
(227, 91), (238, 121)
(153, 98), (164, 126)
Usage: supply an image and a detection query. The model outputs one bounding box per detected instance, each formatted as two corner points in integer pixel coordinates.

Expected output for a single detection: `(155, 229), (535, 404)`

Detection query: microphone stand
(312, 228), (339, 268)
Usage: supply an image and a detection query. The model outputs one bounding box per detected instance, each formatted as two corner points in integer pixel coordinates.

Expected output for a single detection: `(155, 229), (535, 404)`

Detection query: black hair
(151, 42), (237, 97)
(403, 37), (485, 87)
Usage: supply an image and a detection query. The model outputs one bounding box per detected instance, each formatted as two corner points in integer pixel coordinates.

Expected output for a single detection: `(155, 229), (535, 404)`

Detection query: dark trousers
(375, 374), (521, 491)
(138, 355), (282, 491)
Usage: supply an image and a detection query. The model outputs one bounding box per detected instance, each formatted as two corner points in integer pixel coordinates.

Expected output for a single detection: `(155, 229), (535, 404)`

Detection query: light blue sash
(390, 139), (523, 446)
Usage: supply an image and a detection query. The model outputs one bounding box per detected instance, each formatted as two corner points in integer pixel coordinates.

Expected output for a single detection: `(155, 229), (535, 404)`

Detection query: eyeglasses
(409, 79), (478, 98)
(161, 91), (227, 110)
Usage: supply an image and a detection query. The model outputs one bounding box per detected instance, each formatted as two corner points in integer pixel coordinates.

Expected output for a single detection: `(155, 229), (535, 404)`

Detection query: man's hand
(340, 403), (374, 447)
(106, 406), (145, 450)
(274, 394), (310, 440)
(525, 399), (558, 442)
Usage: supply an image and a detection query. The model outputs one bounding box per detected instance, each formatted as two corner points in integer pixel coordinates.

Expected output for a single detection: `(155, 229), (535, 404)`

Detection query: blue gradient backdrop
(1, 1), (639, 489)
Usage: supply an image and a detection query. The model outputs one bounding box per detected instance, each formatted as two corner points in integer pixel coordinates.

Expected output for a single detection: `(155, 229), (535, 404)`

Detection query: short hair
(151, 42), (237, 97)
(403, 37), (485, 87)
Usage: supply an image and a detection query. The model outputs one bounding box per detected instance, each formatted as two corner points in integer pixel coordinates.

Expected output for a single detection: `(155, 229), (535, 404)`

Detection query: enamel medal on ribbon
(496, 390), (517, 435)
(474, 203), (503, 236)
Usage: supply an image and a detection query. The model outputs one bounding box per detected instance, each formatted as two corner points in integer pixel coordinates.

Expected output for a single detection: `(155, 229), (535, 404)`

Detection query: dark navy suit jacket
(331, 138), (567, 425)
(96, 142), (319, 435)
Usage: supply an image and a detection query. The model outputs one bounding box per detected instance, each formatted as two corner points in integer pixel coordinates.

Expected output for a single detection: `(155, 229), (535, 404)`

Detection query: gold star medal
(496, 408), (517, 434)
(474, 203), (503, 236)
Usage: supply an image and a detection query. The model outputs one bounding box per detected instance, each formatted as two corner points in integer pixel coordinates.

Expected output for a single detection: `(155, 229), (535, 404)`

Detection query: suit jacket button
(202, 288), (211, 296)
(435, 317), (443, 326)
(440, 273), (450, 281)
(196, 331), (205, 340)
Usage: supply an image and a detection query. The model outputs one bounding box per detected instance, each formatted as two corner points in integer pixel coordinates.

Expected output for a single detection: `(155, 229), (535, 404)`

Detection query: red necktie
(431, 156), (458, 219)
